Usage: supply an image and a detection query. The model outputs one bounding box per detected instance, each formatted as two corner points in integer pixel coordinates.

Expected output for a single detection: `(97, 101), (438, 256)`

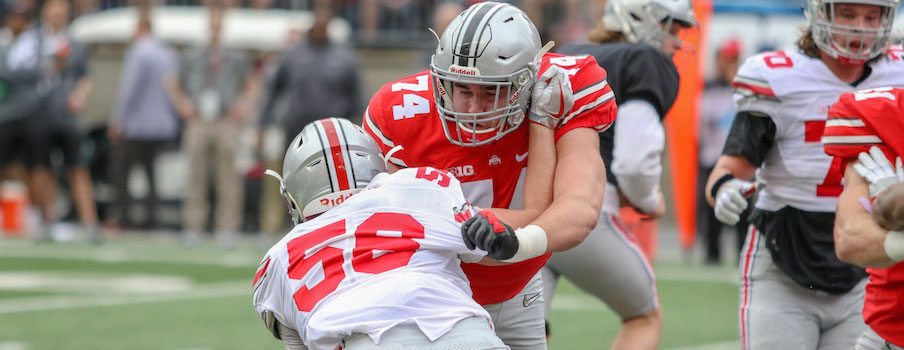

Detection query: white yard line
(0, 243), (260, 267)
(0, 281), (249, 315)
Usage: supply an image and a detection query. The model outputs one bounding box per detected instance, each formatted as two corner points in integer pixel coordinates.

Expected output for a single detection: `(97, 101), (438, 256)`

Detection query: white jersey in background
(252, 167), (490, 350)
(732, 47), (904, 212)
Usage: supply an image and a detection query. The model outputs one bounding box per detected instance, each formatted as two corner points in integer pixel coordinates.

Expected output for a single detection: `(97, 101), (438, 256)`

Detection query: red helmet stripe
(319, 119), (351, 191)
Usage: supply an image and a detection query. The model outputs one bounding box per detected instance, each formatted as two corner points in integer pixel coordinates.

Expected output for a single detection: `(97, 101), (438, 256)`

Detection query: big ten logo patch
(448, 165), (475, 178)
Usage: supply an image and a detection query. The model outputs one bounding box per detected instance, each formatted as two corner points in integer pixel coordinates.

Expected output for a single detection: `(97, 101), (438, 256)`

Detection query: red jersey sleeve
(362, 71), (437, 169)
(535, 53), (617, 142)
(362, 83), (397, 155)
(823, 88), (904, 167)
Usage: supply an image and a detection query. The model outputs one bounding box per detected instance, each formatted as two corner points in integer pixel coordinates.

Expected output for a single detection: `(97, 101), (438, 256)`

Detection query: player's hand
(645, 189), (667, 219)
(461, 210), (519, 261)
(854, 146), (904, 198)
(714, 179), (764, 225)
(528, 65), (574, 129)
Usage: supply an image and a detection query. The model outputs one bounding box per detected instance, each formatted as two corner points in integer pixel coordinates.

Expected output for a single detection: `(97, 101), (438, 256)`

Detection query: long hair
(587, 22), (627, 44)
(796, 27), (821, 59)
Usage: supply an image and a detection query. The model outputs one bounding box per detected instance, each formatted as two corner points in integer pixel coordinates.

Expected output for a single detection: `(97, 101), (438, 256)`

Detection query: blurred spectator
(253, 23), (301, 237)
(107, 13), (180, 230)
(0, 1), (49, 229)
(417, 0), (461, 68)
(171, 8), (251, 244)
(697, 38), (749, 264)
(256, 3), (363, 233)
(257, 3), (363, 149)
(358, 0), (432, 41)
(28, 0), (99, 241)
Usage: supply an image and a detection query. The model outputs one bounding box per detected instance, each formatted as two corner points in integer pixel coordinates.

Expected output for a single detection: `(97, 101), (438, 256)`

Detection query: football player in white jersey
(703, 0), (904, 349)
(362, 2), (616, 348)
(251, 118), (509, 350)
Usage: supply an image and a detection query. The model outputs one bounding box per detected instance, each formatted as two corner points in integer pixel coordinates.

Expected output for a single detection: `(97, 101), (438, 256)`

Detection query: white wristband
(885, 230), (904, 263)
(503, 225), (549, 263)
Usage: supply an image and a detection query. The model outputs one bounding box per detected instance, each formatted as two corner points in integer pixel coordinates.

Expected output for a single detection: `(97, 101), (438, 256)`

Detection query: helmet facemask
(429, 1), (544, 147)
(431, 63), (535, 147)
(264, 169), (304, 225)
(807, 0), (899, 65)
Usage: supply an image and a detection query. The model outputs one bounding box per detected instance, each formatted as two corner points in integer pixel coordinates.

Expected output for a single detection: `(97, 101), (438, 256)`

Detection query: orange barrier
(1, 181), (28, 236)
(665, 0), (713, 252)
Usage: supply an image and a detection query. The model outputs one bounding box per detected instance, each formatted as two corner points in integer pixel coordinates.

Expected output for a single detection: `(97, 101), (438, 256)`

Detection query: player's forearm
(835, 167), (898, 268)
(835, 192), (897, 268)
(533, 128), (605, 252)
(523, 123), (556, 213)
(705, 155), (757, 206)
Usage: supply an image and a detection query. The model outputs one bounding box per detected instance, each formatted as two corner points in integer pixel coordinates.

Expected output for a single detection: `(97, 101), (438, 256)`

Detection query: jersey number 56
(287, 213), (425, 311)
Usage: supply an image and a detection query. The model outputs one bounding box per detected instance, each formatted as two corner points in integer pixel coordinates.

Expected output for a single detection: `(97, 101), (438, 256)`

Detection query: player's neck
(819, 52), (866, 84)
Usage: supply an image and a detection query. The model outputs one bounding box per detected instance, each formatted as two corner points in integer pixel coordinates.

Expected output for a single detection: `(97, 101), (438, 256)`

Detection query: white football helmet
(604, 0), (697, 50)
(265, 118), (386, 224)
(805, 0), (900, 65)
(430, 1), (543, 147)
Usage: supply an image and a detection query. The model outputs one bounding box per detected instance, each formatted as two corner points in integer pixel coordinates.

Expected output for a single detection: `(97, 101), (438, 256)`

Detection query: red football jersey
(363, 53), (616, 305)
(823, 86), (904, 347)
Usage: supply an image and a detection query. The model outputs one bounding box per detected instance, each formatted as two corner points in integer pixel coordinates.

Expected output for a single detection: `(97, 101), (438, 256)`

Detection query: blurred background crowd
(0, 0), (898, 261)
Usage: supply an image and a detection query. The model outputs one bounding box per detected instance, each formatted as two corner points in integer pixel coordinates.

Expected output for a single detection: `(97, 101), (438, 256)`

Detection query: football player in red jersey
(704, 0), (903, 349)
(824, 87), (904, 350)
(362, 2), (615, 348)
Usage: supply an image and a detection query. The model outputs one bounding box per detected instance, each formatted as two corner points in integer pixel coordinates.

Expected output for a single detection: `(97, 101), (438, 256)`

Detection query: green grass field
(0, 234), (741, 349)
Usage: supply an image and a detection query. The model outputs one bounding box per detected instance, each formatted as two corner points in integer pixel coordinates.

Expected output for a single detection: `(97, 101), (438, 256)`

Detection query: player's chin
(873, 183), (904, 231)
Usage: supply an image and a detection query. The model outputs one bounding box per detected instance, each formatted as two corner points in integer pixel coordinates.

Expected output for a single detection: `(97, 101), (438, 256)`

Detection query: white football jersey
(252, 167), (491, 350)
(732, 47), (904, 212)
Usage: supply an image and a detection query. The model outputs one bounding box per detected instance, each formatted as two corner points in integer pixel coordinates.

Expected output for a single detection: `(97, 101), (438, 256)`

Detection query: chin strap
(382, 145), (404, 170)
(264, 169), (302, 225)
(532, 41), (556, 69)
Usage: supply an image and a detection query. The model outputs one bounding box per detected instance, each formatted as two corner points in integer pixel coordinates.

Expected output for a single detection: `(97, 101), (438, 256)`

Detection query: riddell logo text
(508, 85), (525, 106)
(448, 165), (475, 177)
(319, 193), (354, 207)
(450, 65), (480, 76)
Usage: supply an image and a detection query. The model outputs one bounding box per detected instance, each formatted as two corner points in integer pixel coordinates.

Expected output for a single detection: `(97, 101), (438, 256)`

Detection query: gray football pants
(739, 225), (868, 350)
(541, 212), (659, 320)
(341, 316), (508, 350)
(482, 272), (547, 350)
(856, 328), (904, 350)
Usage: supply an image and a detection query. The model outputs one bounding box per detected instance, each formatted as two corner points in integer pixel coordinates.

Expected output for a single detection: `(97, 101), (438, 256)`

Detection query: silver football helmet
(604, 0), (697, 50)
(430, 1), (543, 147)
(265, 118), (386, 224)
(805, 0), (900, 65)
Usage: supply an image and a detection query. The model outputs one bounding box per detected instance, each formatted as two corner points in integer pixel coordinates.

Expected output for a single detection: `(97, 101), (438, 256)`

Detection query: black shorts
(31, 124), (84, 169)
(0, 119), (40, 168)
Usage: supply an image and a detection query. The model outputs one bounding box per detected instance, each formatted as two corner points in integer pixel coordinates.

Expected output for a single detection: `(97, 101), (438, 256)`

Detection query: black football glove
(461, 210), (520, 260)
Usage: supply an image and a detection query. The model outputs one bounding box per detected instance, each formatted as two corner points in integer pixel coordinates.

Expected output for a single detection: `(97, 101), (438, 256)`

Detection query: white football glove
(853, 146), (904, 198)
(528, 65), (574, 129)
(714, 179), (765, 225)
